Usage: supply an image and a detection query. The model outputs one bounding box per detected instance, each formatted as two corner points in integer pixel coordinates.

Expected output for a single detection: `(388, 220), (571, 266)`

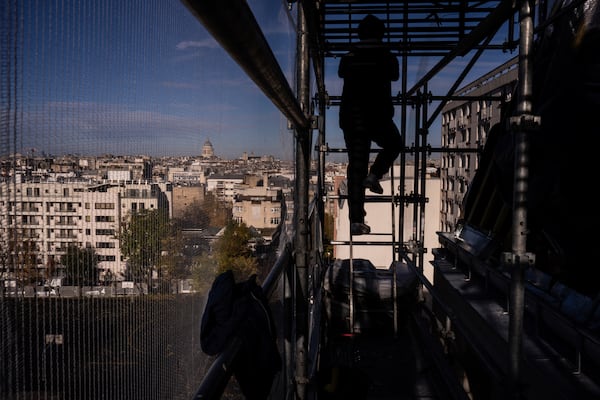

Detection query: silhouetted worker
(338, 14), (403, 235)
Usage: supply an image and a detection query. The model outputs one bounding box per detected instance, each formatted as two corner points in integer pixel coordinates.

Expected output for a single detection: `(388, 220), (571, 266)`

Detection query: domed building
(201, 139), (215, 159)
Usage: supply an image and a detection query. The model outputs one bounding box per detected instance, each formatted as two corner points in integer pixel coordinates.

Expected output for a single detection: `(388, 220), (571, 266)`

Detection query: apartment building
(333, 165), (441, 281)
(205, 174), (246, 203)
(440, 56), (518, 232)
(0, 180), (170, 282)
(232, 186), (290, 234)
(96, 156), (152, 181)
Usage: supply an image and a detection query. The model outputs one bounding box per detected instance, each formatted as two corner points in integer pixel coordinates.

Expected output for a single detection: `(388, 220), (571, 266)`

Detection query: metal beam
(406, 0), (515, 97)
(181, 0), (310, 130)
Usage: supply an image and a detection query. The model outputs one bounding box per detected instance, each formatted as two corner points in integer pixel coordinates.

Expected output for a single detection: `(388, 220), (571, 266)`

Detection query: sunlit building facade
(0, 180), (171, 282)
(440, 56), (518, 232)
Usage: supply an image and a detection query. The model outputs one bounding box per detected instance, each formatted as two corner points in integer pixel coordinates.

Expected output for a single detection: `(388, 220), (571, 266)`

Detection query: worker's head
(358, 14), (385, 41)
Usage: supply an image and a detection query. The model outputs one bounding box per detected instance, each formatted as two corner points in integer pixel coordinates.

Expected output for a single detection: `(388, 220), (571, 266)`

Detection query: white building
(201, 139), (215, 159)
(333, 165), (441, 281)
(167, 167), (205, 185)
(440, 56), (518, 232)
(0, 180), (171, 281)
(205, 174), (246, 203)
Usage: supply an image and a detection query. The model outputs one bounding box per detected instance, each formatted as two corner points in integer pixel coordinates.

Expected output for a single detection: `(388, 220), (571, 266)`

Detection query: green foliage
(190, 254), (218, 296)
(61, 245), (98, 287)
(160, 229), (187, 280)
(223, 255), (259, 283)
(120, 209), (170, 282)
(214, 220), (258, 281)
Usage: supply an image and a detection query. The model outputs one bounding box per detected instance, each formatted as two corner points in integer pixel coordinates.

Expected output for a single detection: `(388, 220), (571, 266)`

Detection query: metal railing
(191, 241), (293, 400)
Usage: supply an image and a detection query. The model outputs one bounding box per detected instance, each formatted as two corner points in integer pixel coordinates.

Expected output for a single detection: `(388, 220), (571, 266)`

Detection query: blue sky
(8, 0), (515, 160)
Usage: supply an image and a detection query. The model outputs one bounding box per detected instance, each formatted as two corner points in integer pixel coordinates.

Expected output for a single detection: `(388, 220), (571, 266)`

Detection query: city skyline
(7, 0), (298, 160)
(5, 0), (514, 161)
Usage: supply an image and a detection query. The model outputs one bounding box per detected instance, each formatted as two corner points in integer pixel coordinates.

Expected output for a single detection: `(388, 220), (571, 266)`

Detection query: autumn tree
(61, 245), (99, 287)
(173, 199), (210, 229)
(214, 220), (258, 282)
(190, 254), (218, 296)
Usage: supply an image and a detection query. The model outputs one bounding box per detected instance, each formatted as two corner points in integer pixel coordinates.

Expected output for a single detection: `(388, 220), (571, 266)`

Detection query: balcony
(54, 220), (77, 226)
(448, 120), (457, 132)
(479, 108), (491, 121)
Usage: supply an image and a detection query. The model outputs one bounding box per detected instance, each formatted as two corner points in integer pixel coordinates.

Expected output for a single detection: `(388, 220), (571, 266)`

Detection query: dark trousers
(343, 119), (402, 224)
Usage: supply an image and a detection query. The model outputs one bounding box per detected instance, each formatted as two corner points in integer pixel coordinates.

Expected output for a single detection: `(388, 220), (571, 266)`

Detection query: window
(95, 215), (115, 222)
(96, 229), (115, 236)
(95, 203), (115, 209)
(96, 242), (116, 248)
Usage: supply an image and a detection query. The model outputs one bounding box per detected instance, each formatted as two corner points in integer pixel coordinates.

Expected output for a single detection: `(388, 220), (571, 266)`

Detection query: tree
(190, 254), (218, 295)
(19, 239), (40, 285)
(173, 199), (210, 229)
(61, 245), (98, 287)
(120, 209), (170, 283)
(214, 220), (258, 281)
(160, 229), (187, 280)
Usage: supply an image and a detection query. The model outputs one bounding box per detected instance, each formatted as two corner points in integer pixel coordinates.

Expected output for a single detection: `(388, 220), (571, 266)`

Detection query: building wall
(440, 56), (518, 233)
(232, 186), (284, 230)
(96, 157), (152, 181)
(205, 175), (245, 203)
(0, 181), (169, 281)
(167, 167), (205, 185)
(172, 185), (205, 219)
(82, 188), (123, 277)
(333, 165), (441, 282)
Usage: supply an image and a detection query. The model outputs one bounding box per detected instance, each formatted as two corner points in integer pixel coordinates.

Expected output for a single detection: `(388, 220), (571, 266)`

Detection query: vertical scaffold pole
(506, 0), (539, 397)
(294, 4), (311, 399)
